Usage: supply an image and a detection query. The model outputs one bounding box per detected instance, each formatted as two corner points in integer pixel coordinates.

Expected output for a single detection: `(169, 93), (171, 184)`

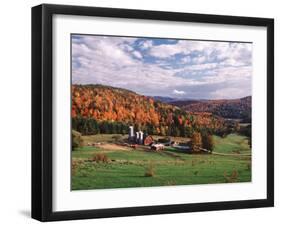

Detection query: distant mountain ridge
(151, 96), (177, 103)
(169, 96), (252, 122)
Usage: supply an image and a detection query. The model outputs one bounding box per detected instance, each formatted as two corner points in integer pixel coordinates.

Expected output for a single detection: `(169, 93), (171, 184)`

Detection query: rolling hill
(169, 96), (251, 122)
(71, 84), (225, 136)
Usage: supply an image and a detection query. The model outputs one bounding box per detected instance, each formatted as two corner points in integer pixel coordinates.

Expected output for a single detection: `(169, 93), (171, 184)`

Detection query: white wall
(0, 0), (279, 225)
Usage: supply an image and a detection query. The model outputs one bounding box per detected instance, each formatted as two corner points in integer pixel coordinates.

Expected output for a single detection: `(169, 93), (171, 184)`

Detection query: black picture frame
(32, 4), (274, 222)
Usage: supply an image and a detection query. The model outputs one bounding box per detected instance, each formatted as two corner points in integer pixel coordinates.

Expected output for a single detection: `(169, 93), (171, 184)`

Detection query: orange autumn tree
(191, 132), (202, 152)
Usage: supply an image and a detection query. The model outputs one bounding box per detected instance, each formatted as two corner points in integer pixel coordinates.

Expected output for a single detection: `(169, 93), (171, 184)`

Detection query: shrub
(92, 153), (110, 163)
(193, 170), (199, 176)
(144, 162), (156, 177)
(72, 130), (83, 149)
(224, 169), (239, 183)
(71, 160), (83, 176)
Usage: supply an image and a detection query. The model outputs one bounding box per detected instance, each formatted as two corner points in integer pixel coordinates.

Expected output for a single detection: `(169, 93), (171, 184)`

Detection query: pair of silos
(129, 126), (144, 144)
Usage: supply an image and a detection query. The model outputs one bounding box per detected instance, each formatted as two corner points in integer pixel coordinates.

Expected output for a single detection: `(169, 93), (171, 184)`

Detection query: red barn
(144, 136), (154, 146)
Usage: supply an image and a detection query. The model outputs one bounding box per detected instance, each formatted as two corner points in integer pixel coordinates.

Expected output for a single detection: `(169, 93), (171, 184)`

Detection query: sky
(72, 34), (252, 100)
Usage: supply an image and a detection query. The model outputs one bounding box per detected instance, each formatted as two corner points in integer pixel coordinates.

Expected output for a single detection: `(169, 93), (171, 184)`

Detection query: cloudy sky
(72, 34), (252, 100)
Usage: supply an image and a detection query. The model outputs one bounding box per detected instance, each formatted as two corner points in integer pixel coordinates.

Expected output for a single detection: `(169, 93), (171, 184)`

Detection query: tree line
(72, 117), (128, 135)
(72, 116), (222, 139)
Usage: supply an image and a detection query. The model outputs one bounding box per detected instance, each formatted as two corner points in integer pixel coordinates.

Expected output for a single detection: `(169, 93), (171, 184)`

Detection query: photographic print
(71, 34), (252, 190)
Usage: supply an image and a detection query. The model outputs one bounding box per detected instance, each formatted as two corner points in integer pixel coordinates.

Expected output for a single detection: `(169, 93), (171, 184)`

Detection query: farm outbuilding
(128, 126), (135, 141)
(151, 143), (164, 151)
(158, 137), (172, 146)
(144, 135), (154, 146)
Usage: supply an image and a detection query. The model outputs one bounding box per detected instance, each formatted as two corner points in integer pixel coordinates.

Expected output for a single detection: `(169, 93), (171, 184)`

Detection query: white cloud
(173, 89), (186, 95)
(185, 62), (218, 71)
(132, 51), (143, 59)
(72, 36), (137, 67)
(181, 56), (191, 64)
(149, 41), (252, 68)
(149, 40), (212, 59)
(192, 55), (206, 64)
(149, 44), (183, 58)
(140, 40), (153, 50)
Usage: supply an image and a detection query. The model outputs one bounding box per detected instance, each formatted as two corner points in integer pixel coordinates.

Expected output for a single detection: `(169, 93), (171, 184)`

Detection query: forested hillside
(72, 85), (225, 136)
(170, 96), (251, 122)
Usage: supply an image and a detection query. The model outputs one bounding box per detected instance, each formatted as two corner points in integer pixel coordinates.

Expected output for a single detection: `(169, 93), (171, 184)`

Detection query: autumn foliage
(170, 96), (252, 123)
(191, 132), (202, 152)
(72, 84), (225, 136)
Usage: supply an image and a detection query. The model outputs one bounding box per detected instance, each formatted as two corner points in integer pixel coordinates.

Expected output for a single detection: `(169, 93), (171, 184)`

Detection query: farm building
(128, 126), (145, 145)
(158, 137), (171, 146)
(174, 145), (191, 152)
(144, 136), (154, 146)
(151, 143), (164, 151)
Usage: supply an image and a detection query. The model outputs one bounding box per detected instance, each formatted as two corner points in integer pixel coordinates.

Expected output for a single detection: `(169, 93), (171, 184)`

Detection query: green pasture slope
(71, 134), (251, 190)
(213, 134), (251, 155)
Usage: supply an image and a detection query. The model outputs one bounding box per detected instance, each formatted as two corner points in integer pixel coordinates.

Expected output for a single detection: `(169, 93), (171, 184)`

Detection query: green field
(72, 134), (251, 190)
(213, 134), (251, 155)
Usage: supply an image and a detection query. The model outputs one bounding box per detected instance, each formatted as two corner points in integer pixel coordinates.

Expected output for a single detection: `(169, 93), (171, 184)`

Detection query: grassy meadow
(71, 133), (251, 190)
